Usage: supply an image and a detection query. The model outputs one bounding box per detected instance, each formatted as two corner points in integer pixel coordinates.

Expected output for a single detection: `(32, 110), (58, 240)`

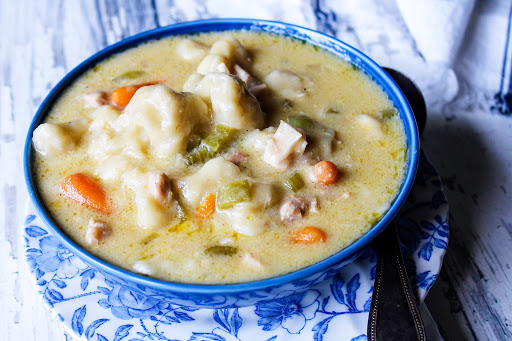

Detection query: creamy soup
(32, 31), (407, 284)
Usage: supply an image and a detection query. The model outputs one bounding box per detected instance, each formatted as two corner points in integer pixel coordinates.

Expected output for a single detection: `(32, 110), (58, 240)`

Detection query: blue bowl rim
(24, 18), (419, 296)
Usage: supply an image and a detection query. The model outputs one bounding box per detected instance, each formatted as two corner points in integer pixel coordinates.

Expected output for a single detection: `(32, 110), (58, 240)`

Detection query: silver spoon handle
(367, 222), (426, 341)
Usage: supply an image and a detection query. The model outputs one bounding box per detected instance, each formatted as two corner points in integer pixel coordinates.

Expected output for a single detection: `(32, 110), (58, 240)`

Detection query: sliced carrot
(110, 85), (139, 109)
(110, 82), (160, 109)
(196, 193), (216, 220)
(313, 160), (338, 185)
(291, 226), (327, 244)
(61, 173), (112, 215)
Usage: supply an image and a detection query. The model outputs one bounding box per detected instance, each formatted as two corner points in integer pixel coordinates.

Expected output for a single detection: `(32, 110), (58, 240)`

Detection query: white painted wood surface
(1, 1), (511, 340)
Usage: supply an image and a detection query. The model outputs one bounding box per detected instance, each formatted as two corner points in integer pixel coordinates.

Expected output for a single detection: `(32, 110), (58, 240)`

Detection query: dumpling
(178, 156), (242, 206)
(114, 84), (209, 158)
(264, 70), (306, 99)
(32, 119), (89, 157)
(176, 38), (209, 62)
(186, 73), (264, 129)
(209, 36), (250, 66)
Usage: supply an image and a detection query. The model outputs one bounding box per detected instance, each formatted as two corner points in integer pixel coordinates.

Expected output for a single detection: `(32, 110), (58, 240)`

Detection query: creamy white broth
(34, 31), (406, 284)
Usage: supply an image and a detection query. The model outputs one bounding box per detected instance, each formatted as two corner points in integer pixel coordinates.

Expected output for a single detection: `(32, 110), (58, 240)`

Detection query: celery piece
(217, 179), (251, 209)
(112, 70), (146, 83)
(284, 173), (305, 192)
(202, 124), (236, 152)
(204, 245), (238, 256)
(184, 146), (212, 166)
(287, 115), (316, 132)
(185, 125), (237, 165)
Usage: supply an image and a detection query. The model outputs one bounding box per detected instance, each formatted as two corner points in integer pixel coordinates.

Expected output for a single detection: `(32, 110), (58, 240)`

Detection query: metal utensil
(367, 68), (427, 341)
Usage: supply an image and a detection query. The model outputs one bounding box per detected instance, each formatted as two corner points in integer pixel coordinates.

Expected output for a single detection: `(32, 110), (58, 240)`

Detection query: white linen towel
(393, 0), (475, 109)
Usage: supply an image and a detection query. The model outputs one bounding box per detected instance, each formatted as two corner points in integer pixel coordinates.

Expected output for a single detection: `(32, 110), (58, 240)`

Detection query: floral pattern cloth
(24, 151), (448, 341)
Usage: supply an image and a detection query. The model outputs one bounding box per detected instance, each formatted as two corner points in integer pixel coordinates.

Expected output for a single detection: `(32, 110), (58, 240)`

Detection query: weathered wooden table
(1, 1), (511, 340)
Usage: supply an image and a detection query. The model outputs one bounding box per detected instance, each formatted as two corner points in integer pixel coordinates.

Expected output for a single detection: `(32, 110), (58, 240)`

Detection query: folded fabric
(396, 0), (476, 65)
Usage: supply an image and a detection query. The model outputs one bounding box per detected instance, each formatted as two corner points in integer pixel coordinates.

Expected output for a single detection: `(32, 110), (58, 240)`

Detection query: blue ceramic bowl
(24, 19), (419, 308)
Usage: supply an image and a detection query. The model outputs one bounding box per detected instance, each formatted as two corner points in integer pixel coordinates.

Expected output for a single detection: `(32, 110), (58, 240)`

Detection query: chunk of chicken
(176, 38), (209, 62)
(247, 83), (267, 98)
(233, 64), (252, 84)
(264, 121), (307, 169)
(280, 196), (304, 221)
(228, 152), (248, 167)
(186, 73), (264, 129)
(82, 91), (109, 108)
(234, 64), (267, 98)
(264, 70), (305, 99)
(148, 172), (172, 205)
(280, 195), (319, 222)
(86, 219), (112, 245)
